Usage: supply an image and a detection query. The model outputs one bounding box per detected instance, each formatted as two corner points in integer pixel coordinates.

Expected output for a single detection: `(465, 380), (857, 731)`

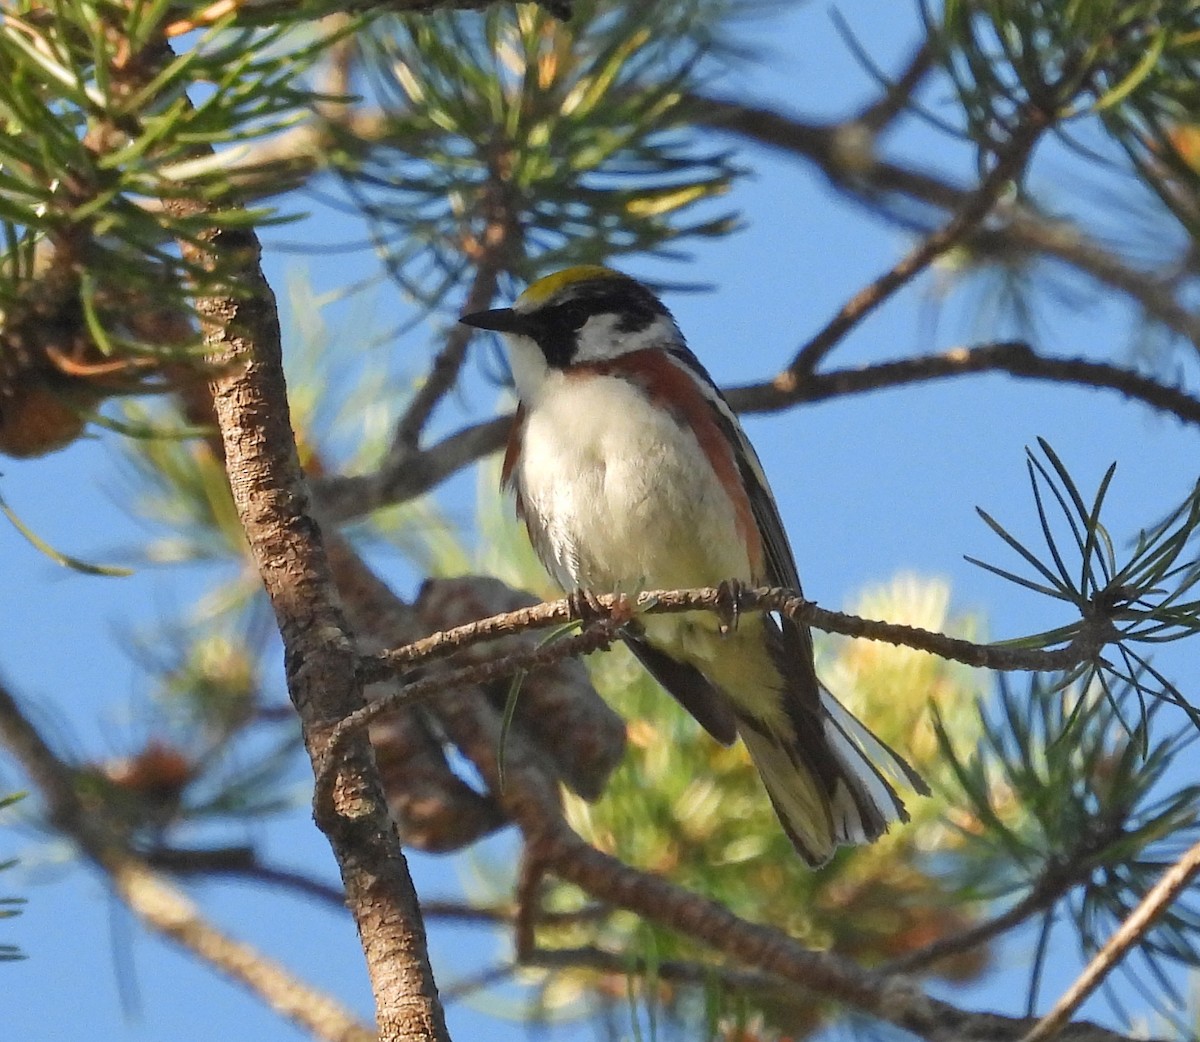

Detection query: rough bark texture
(181, 220), (451, 1042)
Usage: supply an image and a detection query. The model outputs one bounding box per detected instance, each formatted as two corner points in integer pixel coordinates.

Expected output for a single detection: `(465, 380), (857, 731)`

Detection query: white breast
(516, 370), (752, 593)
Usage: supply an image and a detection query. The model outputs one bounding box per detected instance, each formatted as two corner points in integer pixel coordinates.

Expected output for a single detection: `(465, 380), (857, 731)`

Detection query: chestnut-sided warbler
(461, 266), (927, 865)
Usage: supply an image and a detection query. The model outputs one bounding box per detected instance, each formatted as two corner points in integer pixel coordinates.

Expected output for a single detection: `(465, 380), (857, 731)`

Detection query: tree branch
(308, 582), (1120, 794)
(786, 110), (1048, 377)
(735, 342), (1200, 427)
(1020, 837), (1200, 1042)
(359, 585), (1115, 682)
(881, 836), (1125, 977)
(147, 845), (610, 926)
(389, 264), (501, 454)
(162, 118), (451, 1042)
(314, 415), (511, 523)
(0, 681), (375, 1042)
(693, 96), (1200, 350)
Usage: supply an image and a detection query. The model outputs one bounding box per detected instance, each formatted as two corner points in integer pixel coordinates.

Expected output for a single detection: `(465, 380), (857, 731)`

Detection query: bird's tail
(738, 690), (928, 867)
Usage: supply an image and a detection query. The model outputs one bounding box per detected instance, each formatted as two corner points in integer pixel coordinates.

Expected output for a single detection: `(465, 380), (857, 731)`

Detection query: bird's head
(460, 266), (684, 400)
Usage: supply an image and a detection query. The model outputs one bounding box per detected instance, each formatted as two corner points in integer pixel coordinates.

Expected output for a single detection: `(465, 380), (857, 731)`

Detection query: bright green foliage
(937, 675), (1200, 1017)
(930, 1), (1200, 128)
(0, 1), (335, 332)
(969, 441), (1200, 730)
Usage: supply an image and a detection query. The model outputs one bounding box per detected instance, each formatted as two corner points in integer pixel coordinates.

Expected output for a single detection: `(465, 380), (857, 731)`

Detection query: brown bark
(174, 215), (451, 1042)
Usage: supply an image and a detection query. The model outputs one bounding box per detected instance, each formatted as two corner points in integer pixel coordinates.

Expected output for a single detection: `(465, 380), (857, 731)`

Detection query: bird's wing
(665, 348), (823, 716)
(622, 630), (738, 745)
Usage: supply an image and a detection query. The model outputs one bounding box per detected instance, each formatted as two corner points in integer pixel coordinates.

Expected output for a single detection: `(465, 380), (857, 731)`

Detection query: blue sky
(3, 2), (1199, 1039)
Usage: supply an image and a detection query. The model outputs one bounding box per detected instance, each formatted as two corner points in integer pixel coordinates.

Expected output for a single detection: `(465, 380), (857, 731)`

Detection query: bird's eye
(556, 301), (589, 330)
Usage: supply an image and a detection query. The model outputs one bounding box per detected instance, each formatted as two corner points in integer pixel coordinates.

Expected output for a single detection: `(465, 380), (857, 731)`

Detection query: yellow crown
(516, 265), (625, 307)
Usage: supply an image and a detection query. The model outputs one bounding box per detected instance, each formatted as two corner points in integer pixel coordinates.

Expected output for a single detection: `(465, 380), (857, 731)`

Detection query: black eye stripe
(522, 277), (673, 367)
(552, 300), (590, 329)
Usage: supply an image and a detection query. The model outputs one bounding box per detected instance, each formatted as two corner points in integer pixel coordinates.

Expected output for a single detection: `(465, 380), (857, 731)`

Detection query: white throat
(502, 333), (552, 404)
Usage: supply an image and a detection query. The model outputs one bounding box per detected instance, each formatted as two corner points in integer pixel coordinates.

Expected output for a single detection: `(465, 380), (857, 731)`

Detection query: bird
(460, 265), (927, 865)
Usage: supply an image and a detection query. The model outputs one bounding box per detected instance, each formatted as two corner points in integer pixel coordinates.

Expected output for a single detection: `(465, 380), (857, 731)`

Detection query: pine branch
(1021, 838), (1200, 1042)
(787, 109), (1048, 376)
(311, 582), (1121, 813)
(146, 847), (351, 907)
(418, 644), (1164, 1042)
(882, 847), (1108, 976)
(358, 584), (1116, 679)
(147, 845), (611, 926)
(735, 342), (1200, 426)
(0, 681), (375, 1042)
(151, 52), (451, 1034)
(693, 95), (1200, 350)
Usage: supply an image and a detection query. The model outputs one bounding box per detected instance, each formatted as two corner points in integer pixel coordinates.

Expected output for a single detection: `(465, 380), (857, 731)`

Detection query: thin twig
(786, 112), (1048, 377)
(149, 844), (609, 927)
(526, 943), (801, 994)
(1020, 838), (1200, 1042)
(314, 583), (1117, 809)
(313, 415), (511, 522)
(853, 39), (936, 133)
(360, 586), (1116, 682)
(389, 167), (516, 453)
(146, 848), (350, 908)
(440, 961), (520, 1003)
(883, 869), (1081, 976)
(694, 95), (1200, 350)
(390, 261), (502, 454)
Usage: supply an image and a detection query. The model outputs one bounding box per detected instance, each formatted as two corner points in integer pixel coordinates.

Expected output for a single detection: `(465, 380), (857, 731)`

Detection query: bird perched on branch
(461, 266), (927, 865)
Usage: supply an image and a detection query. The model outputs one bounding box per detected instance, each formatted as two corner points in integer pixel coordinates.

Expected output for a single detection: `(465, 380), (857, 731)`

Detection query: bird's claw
(567, 588), (634, 628)
(716, 578), (745, 636)
(568, 588), (607, 624)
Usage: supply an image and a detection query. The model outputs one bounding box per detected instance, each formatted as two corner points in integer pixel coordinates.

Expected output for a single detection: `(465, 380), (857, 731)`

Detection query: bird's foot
(568, 587), (607, 625)
(567, 588), (634, 628)
(715, 578), (746, 636)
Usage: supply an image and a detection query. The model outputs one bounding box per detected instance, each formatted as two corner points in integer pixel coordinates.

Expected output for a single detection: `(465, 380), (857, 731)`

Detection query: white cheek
(502, 333), (550, 404)
(572, 313), (681, 363)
